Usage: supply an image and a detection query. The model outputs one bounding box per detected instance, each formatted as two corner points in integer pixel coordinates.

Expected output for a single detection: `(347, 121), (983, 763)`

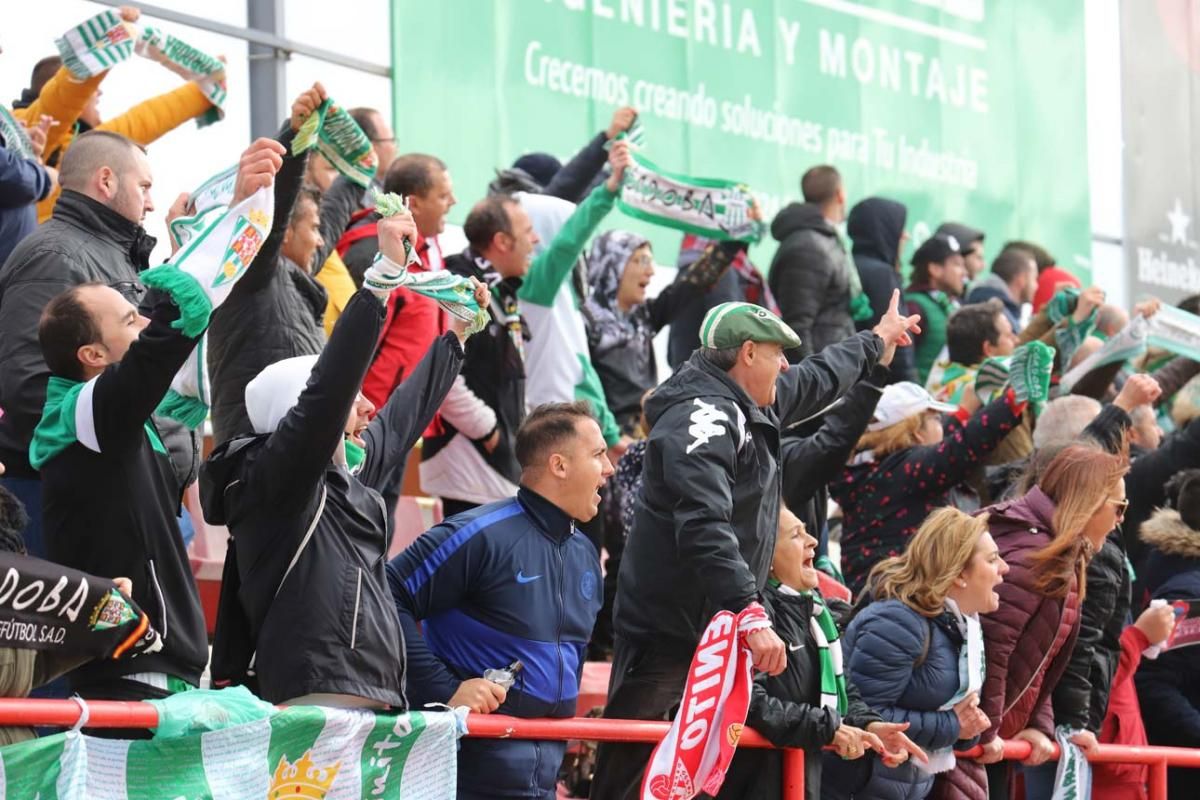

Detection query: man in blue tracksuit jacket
(387, 400), (613, 799)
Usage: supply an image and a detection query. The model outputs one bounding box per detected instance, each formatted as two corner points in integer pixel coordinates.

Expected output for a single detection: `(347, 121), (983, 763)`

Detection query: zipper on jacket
(148, 559), (168, 640)
(1004, 587), (1072, 718)
(350, 568), (363, 650)
(555, 527), (568, 713)
(373, 493), (389, 565)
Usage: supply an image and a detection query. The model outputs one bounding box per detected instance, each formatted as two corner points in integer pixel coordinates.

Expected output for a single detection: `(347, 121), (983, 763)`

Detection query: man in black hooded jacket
(847, 196), (914, 383)
(590, 293), (919, 800)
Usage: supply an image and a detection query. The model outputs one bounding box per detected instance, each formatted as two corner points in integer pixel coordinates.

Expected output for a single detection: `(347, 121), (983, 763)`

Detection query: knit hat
(912, 233), (962, 268)
(699, 302), (802, 350)
(1166, 468), (1200, 531)
(511, 152), (562, 189)
(868, 382), (958, 431)
(245, 355), (319, 435)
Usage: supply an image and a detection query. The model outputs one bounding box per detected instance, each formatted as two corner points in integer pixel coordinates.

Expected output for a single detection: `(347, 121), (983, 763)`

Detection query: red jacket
(1092, 625), (1151, 800)
(1032, 266), (1081, 312)
(361, 235), (447, 420)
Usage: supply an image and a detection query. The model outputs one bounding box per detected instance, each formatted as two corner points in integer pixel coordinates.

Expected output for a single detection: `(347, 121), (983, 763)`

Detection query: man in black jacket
(27, 138), (283, 725)
(0, 130), (188, 558)
(200, 209), (483, 707)
(208, 83), (352, 444)
(590, 293), (919, 800)
(768, 164), (855, 360)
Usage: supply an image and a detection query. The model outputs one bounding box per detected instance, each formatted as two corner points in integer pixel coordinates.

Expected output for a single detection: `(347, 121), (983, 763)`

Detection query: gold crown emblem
(268, 750), (340, 799)
(249, 209), (271, 229)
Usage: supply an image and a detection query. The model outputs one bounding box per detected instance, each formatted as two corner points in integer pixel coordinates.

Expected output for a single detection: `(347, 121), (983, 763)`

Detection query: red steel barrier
(2, 700), (1200, 799)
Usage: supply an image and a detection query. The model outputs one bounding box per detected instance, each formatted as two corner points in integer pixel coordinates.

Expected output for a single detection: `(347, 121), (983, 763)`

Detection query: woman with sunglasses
(942, 443), (1129, 800)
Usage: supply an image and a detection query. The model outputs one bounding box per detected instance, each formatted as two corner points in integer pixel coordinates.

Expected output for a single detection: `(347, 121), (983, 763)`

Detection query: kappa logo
(685, 399), (728, 454)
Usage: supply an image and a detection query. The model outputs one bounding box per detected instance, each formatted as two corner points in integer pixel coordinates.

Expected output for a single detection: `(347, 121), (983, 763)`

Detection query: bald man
(0, 129), (165, 557)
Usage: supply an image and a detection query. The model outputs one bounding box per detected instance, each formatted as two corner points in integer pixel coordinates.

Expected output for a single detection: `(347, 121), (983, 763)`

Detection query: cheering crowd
(2, 6), (1200, 800)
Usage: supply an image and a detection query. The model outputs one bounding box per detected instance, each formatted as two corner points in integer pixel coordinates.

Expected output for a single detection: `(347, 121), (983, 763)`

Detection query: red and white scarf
(641, 602), (771, 800)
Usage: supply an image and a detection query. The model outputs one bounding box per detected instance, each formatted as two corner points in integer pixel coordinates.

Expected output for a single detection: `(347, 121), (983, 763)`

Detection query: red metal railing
(2, 700), (1200, 799)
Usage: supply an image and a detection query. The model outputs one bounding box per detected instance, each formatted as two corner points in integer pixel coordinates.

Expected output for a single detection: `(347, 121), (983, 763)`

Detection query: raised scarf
(0, 105), (37, 159)
(0, 551), (162, 661)
(640, 602), (770, 800)
(293, 98), (378, 188)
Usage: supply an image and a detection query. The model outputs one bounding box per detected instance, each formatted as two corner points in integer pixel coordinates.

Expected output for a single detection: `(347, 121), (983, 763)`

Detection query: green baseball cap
(699, 302), (802, 350)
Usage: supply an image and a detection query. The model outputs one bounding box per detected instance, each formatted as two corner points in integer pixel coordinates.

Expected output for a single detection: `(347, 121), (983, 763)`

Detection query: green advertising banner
(391, 0), (1091, 280)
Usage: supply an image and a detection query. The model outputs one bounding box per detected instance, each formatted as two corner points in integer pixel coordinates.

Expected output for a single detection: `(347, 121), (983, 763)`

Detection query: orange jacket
(33, 80), (215, 222)
(10, 66), (103, 161)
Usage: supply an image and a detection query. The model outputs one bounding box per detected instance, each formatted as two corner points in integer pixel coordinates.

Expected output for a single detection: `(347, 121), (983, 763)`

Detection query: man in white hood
(200, 208), (488, 707)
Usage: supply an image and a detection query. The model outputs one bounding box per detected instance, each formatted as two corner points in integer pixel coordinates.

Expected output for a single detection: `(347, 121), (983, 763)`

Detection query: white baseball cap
(867, 382), (959, 431)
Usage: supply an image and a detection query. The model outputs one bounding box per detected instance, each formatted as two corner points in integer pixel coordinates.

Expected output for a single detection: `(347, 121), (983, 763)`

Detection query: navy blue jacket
(0, 142), (51, 266)
(824, 599), (976, 800)
(387, 487), (602, 799)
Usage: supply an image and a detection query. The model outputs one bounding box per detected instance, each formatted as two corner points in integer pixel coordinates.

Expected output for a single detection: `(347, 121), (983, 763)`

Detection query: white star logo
(1167, 198), (1191, 245)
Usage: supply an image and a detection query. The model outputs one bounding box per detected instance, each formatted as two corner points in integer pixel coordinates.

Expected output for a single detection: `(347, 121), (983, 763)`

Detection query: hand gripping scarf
(610, 125), (764, 244)
(56, 11), (227, 128)
(973, 340), (1055, 414)
(0, 551), (162, 662)
(292, 98), (378, 188)
(641, 602), (770, 800)
(1060, 305), (1200, 392)
(918, 599), (984, 775)
(366, 190), (488, 335)
(1052, 726), (1092, 800)
(147, 183), (275, 427)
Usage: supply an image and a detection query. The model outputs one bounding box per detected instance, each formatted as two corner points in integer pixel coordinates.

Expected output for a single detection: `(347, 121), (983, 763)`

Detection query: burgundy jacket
(937, 487), (1083, 800)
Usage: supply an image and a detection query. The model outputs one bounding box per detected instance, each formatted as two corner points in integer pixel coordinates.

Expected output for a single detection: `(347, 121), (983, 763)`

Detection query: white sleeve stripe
(74, 378), (102, 453)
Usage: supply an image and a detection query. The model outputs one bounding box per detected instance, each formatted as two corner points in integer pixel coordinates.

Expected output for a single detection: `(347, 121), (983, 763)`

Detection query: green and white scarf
(135, 26), (227, 128)
(0, 105), (37, 160)
(56, 11), (227, 128)
(0, 688), (462, 799)
(971, 340), (1055, 413)
(367, 191), (488, 334)
(55, 10), (137, 78)
(919, 600), (985, 775)
(1052, 726), (1093, 800)
(146, 184), (275, 427)
(779, 584), (847, 714)
(612, 128), (764, 243)
(293, 98), (378, 188)
(1061, 305), (1200, 392)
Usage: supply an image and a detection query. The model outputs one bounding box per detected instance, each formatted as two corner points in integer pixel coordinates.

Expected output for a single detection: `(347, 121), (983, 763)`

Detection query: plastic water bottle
(483, 660), (524, 691)
(1144, 599), (1169, 659)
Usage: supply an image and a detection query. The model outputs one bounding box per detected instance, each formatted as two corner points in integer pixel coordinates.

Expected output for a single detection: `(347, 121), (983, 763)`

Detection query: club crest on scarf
(269, 750), (341, 799)
(213, 213), (269, 288)
(641, 603), (770, 800)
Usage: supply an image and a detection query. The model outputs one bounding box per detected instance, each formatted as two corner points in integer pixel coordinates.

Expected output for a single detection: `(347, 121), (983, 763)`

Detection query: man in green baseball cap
(592, 290), (920, 799)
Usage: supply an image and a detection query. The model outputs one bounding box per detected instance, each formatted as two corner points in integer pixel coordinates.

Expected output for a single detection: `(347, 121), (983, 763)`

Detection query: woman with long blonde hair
(823, 507), (1008, 800)
(946, 444), (1129, 800)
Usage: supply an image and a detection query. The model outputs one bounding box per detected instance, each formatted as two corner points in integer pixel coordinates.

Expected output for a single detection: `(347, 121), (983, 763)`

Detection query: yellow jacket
(315, 251), (358, 336)
(11, 66), (103, 162)
(19, 69), (215, 222)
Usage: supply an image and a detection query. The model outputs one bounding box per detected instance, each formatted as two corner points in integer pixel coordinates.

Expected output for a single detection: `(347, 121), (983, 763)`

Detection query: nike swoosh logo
(788, 643), (804, 652)
(516, 571), (542, 584)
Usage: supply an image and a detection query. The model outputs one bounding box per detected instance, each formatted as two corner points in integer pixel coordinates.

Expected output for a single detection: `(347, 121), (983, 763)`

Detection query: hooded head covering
(511, 152), (562, 189)
(515, 192), (576, 258)
(245, 355), (319, 435)
(586, 230), (651, 313)
(847, 197), (908, 266)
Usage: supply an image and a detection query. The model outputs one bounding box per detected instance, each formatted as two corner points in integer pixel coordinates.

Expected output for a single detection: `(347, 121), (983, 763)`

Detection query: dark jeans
(589, 637), (691, 800)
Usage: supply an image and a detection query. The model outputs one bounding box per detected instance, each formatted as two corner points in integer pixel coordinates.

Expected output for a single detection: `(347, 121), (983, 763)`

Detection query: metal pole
(1148, 758), (1169, 800)
(85, 0), (390, 77)
(246, 0), (286, 140)
(780, 748), (806, 800)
